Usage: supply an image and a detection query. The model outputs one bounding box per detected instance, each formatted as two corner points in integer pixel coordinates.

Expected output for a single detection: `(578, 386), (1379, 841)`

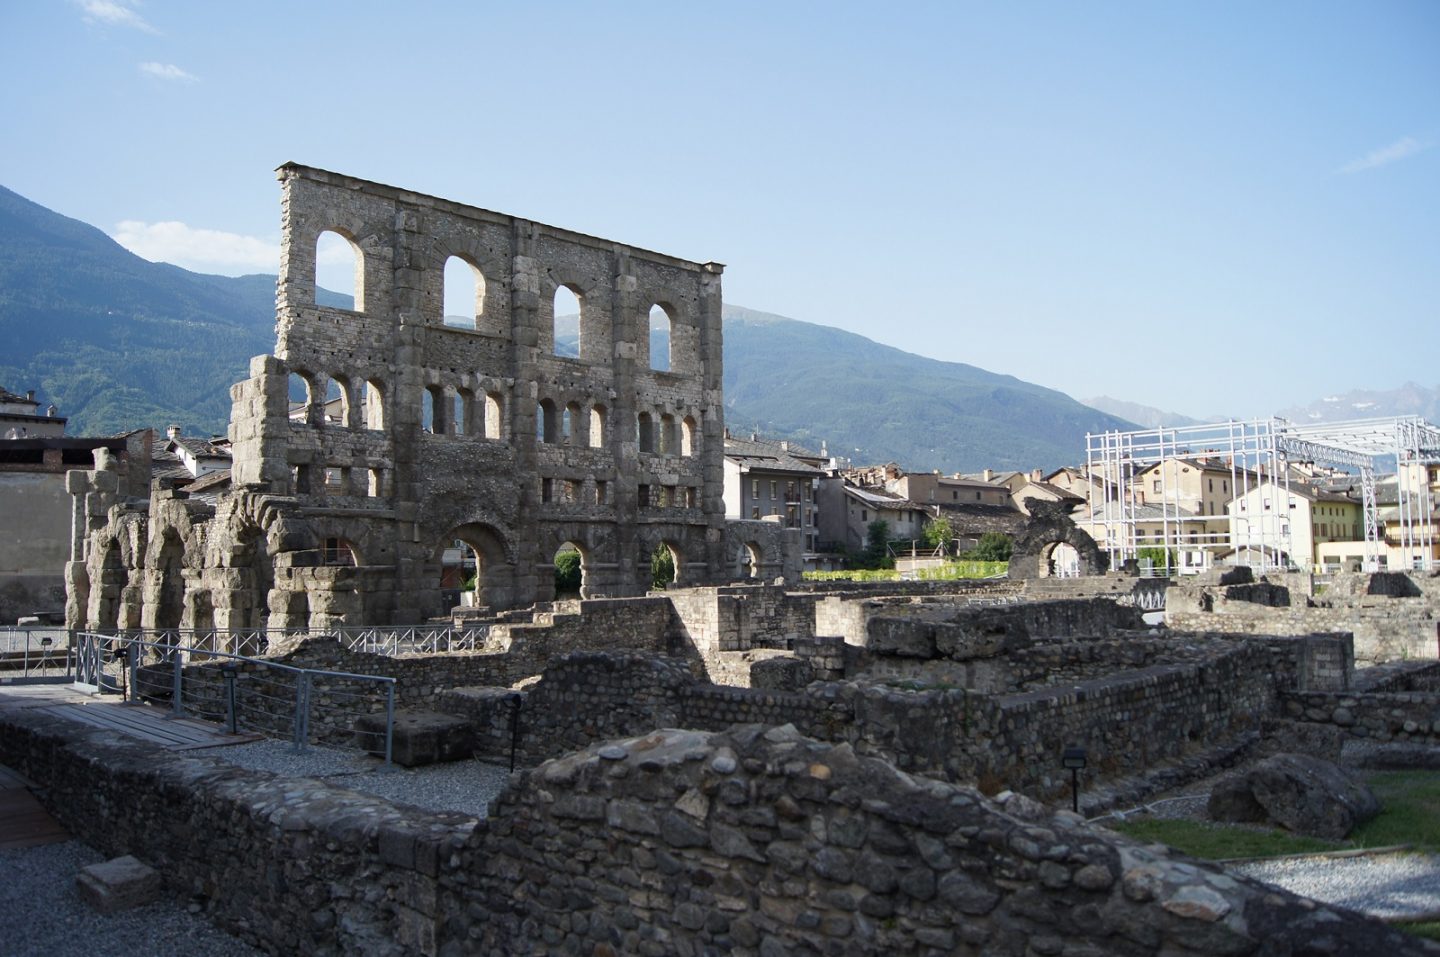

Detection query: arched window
(564, 402), (581, 444)
(649, 304), (673, 372)
(288, 372), (316, 424)
(637, 412), (655, 454)
(537, 400), (558, 444)
(485, 392), (505, 440)
(316, 230), (363, 311)
(443, 256), (485, 329)
(681, 416), (697, 456)
(589, 404), (606, 449)
(423, 385), (447, 434)
(553, 285), (582, 358)
(453, 389), (472, 436)
(324, 376), (348, 426)
(362, 379), (385, 430)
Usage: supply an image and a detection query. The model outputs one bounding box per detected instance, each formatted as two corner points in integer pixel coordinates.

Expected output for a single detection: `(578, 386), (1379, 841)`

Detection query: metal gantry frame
(1084, 415), (1440, 574)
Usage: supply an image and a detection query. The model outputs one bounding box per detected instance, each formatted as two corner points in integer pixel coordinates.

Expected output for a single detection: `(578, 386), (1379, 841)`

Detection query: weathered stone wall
(68, 165), (739, 631)
(0, 709), (473, 956)
(1, 708), (1420, 955)
(456, 640), (1282, 805)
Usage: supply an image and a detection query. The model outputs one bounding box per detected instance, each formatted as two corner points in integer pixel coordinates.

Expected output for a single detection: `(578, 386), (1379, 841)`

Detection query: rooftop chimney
(46, 405), (57, 417)
(25, 390), (35, 402)
(167, 424), (182, 441)
(1031, 468), (1043, 482)
(983, 469), (994, 482)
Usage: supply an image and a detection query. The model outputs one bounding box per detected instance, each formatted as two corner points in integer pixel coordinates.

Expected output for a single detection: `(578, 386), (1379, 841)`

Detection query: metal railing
(74, 632), (396, 763)
(49, 623), (494, 661)
(0, 626), (75, 679)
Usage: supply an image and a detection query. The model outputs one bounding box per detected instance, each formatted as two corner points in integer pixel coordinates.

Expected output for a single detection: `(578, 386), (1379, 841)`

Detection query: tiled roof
(724, 436), (825, 476)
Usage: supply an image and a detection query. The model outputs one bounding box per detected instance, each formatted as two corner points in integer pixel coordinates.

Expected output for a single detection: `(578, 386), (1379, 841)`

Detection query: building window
(638, 484), (650, 507)
(751, 478), (759, 499)
(595, 480), (607, 505)
(770, 480), (777, 499)
(541, 478), (554, 503)
(751, 506), (760, 519)
(861, 509), (868, 522)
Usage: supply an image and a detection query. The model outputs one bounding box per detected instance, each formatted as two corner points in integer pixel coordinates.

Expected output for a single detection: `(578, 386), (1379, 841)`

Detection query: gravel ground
(212, 739), (514, 819)
(1232, 852), (1440, 922)
(1094, 776), (1440, 922)
(0, 841), (265, 957)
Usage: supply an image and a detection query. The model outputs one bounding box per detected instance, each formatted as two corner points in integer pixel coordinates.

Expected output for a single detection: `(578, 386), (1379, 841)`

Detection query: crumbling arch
(1008, 500), (1108, 580)
(289, 370), (318, 425)
(149, 529), (187, 630)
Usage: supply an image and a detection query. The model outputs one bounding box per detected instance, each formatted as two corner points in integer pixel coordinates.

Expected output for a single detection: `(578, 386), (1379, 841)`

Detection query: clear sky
(2, 1), (1436, 419)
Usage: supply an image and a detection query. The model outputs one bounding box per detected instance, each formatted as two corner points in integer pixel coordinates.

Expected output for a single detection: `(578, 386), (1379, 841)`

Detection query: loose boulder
(1207, 753), (1380, 839)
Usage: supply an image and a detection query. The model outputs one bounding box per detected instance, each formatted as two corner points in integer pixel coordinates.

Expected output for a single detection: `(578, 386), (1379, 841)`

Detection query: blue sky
(2, 0), (1436, 418)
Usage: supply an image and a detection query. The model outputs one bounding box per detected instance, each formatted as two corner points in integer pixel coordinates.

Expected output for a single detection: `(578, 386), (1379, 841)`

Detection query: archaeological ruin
(19, 168), (1440, 955)
(63, 164), (797, 634)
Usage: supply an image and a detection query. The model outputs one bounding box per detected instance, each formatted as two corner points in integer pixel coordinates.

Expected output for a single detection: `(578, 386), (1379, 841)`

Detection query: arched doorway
(554, 541), (585, 600)
(439, 523), (514, 611)
(650, 541), (681, 589)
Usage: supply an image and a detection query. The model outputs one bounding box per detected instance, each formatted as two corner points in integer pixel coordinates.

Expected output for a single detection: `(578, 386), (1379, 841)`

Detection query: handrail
(75, 631), (397, 764)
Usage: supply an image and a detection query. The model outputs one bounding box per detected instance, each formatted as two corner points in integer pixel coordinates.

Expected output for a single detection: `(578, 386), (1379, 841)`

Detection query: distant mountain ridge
(2, 182), (1133, 469)
(1277, 383), (1440, 425)
(1081, 395), (1213, 430)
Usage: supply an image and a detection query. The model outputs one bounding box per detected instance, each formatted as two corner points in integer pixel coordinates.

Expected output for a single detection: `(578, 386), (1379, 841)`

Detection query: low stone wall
(1282, 687), (1440, 743)
(454, 639), (1283, 806)
(1168, 603), (1439, 664)
(0, 708), (1421, 955)
(0, 708), (472, 955)
(455, 727), (1415, 955)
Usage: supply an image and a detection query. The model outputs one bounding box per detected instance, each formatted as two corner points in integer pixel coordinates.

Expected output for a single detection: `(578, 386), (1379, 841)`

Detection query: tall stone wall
(1, 709), (1417, 956)
(68, 165), (734, 630)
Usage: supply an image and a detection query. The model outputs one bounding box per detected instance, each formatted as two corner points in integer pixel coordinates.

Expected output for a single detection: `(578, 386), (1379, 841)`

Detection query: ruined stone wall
(2, 712), (1418, 956)
(459, 642), (1281, 805)
(1168, 603), (1439, 663)
(69, 165), (734, 630)
(1281, 686), (1440, 743)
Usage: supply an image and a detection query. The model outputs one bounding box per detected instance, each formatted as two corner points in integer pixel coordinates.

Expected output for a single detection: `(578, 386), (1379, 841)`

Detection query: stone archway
(439, 522), (517, 611)
(1008, 500), (1108, 580)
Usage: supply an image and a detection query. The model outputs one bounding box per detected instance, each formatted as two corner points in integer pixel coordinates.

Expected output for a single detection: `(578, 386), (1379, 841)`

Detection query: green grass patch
(802, 561), (1007, 583)
(1111, 770), (1440, 860)
(1394, 921), (1440, 941)
(1350, 770), (1440, 851)
(1111, 818), (1343, 860)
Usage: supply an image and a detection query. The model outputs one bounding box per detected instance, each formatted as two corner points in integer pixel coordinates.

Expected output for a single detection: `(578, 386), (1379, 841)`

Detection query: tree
(651, 544), (675, 588)
(554, 549), (582, 594)
(969, 532), (1013, 563)
(864, 519), (894, 569)
(922, 514), (957, 555)
(1136, 547), (1175, 576)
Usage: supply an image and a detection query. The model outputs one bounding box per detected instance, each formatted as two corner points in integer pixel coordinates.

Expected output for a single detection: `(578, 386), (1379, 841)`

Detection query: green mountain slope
(721, 306), (1134, 471)
(2, 184), (1131, 468)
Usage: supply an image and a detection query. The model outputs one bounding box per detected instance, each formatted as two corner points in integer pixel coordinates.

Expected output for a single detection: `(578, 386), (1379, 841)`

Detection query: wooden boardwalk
(0, 681), (262, 849)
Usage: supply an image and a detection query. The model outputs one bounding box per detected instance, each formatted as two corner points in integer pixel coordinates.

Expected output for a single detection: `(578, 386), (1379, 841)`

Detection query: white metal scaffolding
(1083, 415), (1440, 574)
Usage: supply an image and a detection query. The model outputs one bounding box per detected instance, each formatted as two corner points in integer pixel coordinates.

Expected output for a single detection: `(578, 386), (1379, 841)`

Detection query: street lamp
(1062, 746), (1088, 814)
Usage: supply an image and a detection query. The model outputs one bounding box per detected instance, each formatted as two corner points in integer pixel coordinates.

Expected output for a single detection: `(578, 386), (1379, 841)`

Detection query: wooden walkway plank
(0, 786), (69, 849)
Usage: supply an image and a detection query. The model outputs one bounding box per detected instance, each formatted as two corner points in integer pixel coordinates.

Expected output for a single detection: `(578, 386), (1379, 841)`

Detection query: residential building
(817, 473), (931, 555)
(723, 433), (826, 560)
(0, 387), (66, 439)
(1227, 481), (1362, 570)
